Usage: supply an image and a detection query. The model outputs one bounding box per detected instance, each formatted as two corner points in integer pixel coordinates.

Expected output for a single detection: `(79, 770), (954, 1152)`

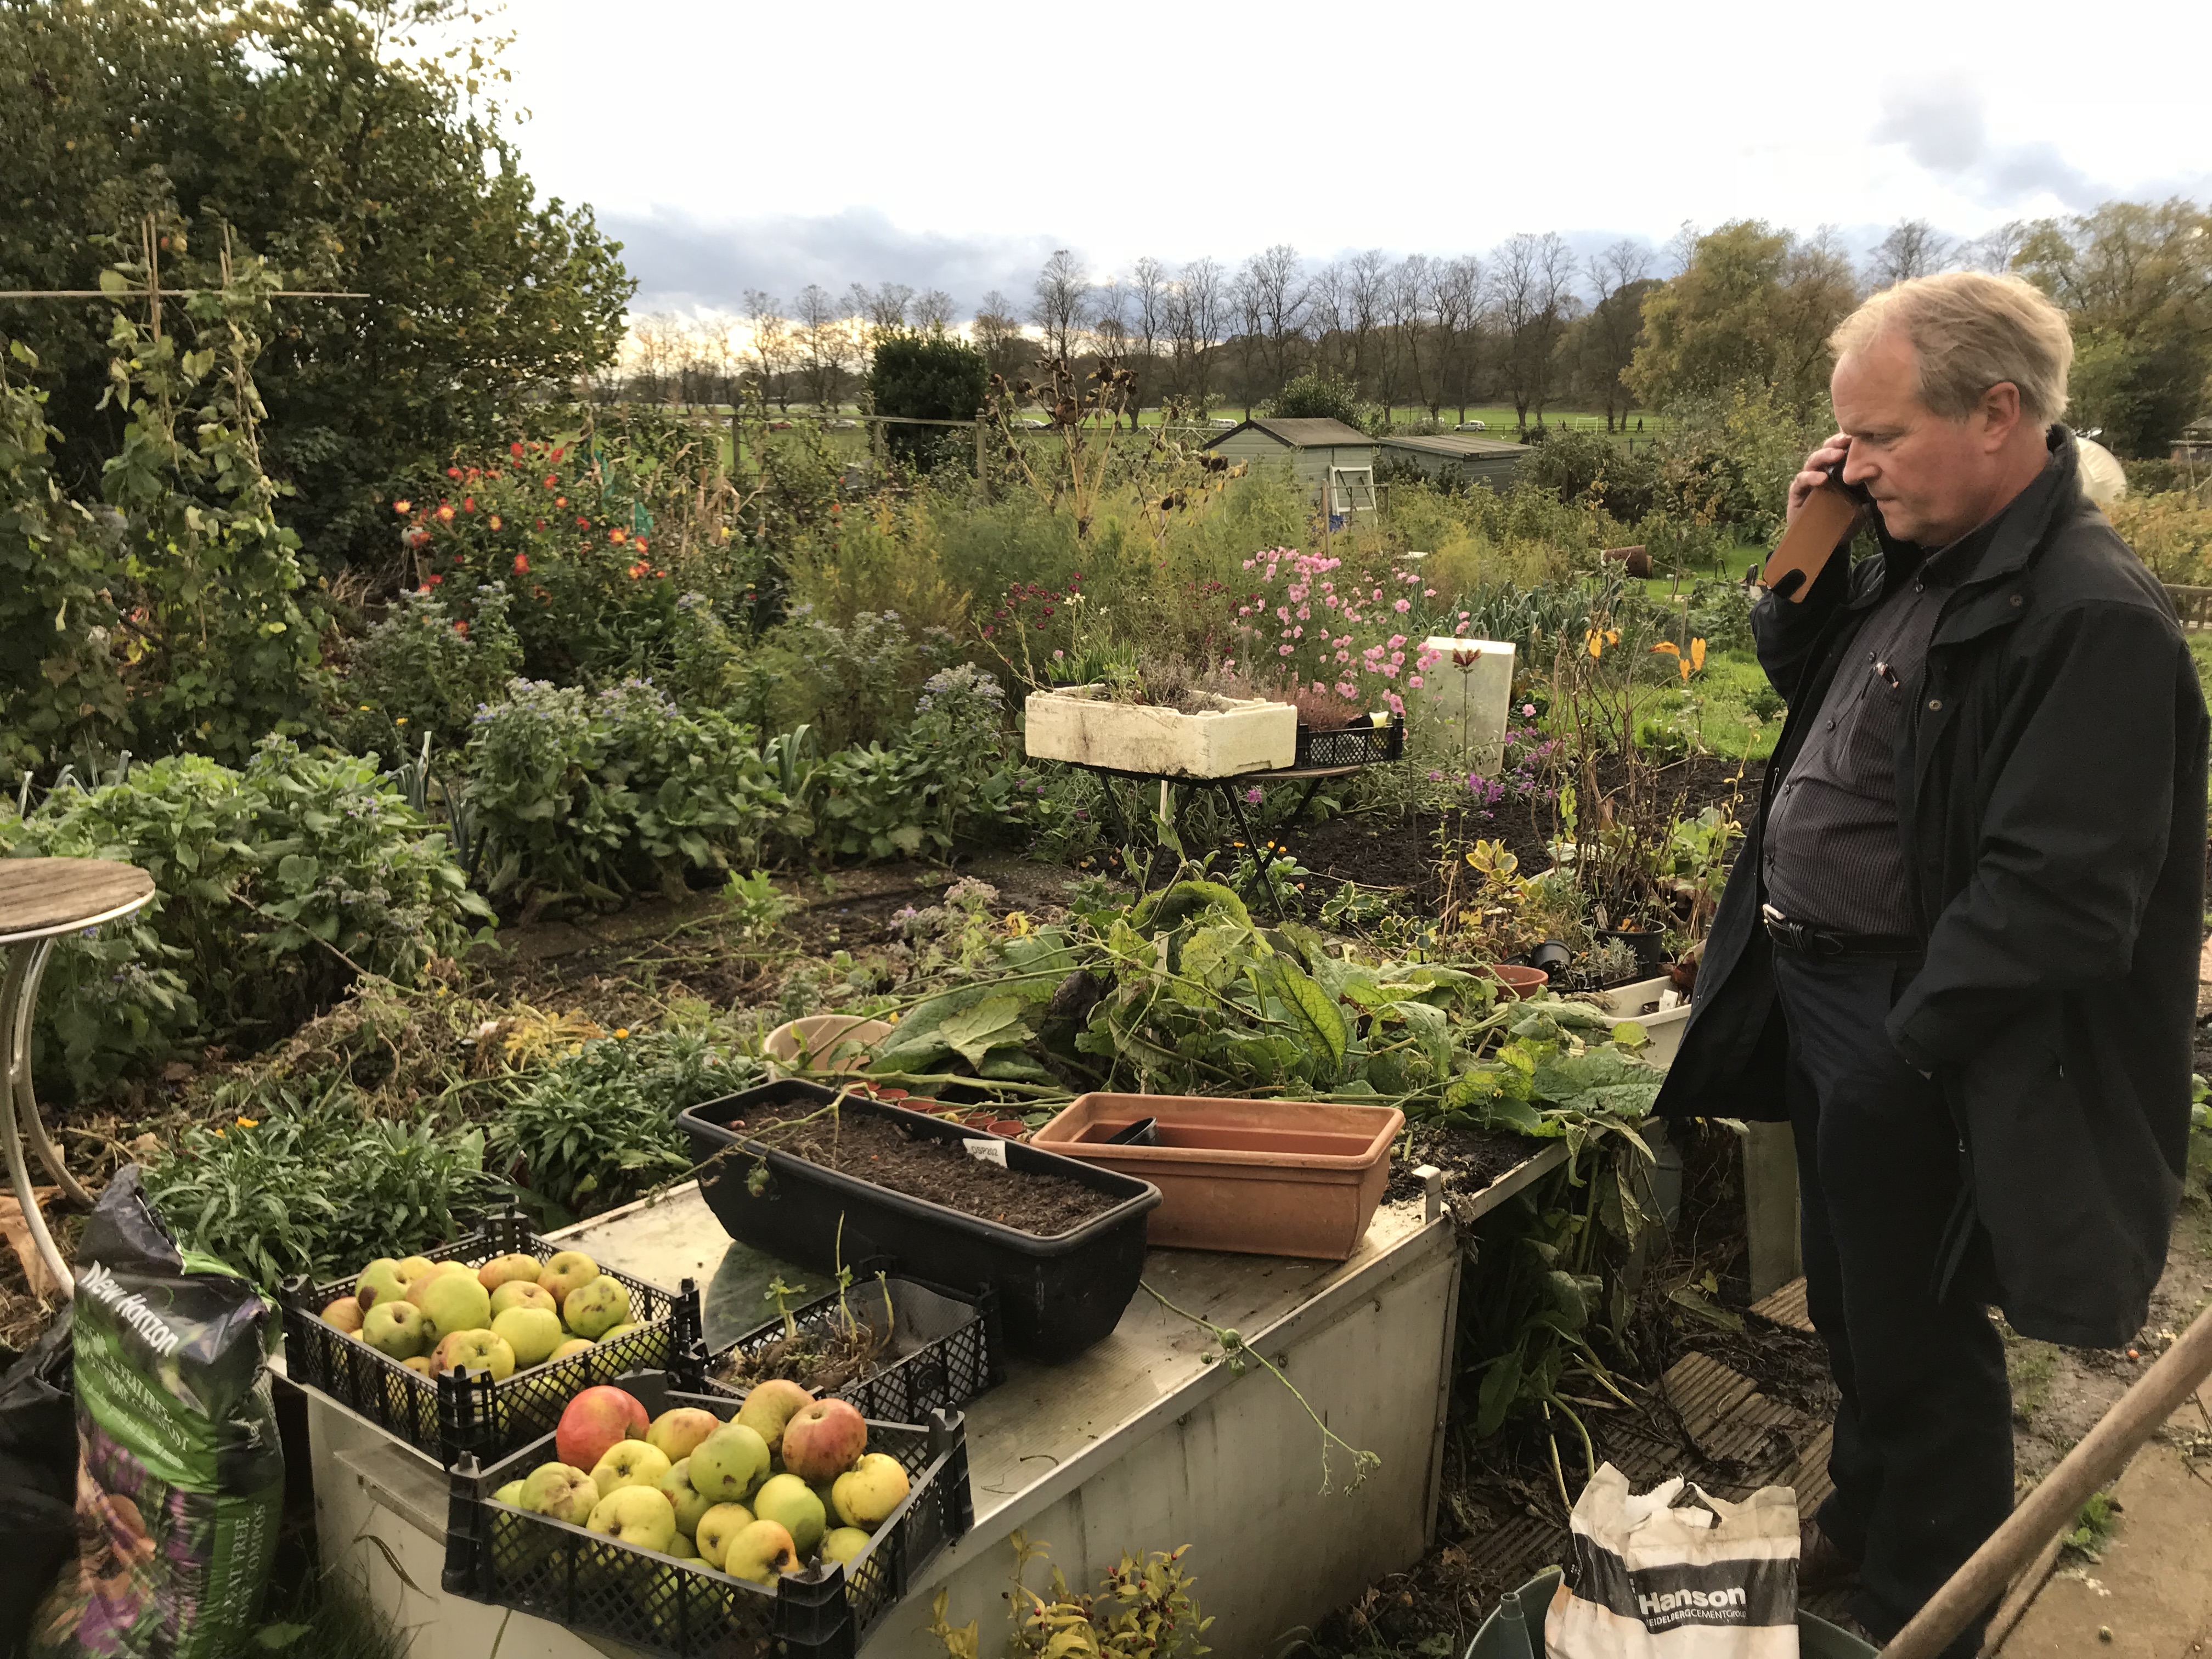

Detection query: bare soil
(729, 1096), (1124, 1236)
(714, 1322), (884, 1397)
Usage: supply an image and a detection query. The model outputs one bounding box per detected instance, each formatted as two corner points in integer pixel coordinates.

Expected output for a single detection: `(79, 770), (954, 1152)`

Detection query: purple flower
(1244, 786), (1263, 804)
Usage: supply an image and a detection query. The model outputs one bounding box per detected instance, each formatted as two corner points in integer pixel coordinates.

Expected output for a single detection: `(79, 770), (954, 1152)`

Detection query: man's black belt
(1762, 905), (1921, 957)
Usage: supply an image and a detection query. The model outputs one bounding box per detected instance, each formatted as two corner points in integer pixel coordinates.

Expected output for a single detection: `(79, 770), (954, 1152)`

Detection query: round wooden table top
(0, 857), (156, 944)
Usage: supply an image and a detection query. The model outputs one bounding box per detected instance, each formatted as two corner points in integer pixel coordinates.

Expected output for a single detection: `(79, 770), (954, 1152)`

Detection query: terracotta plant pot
(1030, 1094), (1405, 1260)
(1486, 963), (1550, 1000)
(763, 1014), (893, 1075)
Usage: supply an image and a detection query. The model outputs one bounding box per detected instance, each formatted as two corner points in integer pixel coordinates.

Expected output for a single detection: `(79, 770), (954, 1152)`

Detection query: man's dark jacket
(1655, 431), (2209, 1347)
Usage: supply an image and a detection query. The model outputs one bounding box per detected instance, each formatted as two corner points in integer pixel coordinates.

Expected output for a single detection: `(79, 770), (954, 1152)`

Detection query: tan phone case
(1762, 482), (1864, 602)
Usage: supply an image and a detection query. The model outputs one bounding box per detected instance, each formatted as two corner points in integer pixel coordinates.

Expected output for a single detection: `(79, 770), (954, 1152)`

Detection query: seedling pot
(1030, 1094), (1404, 1260)
(679, 1080), (1161, 1363)
(1485, 963), (1550, 1000)
(1595, 924), (1669, 974)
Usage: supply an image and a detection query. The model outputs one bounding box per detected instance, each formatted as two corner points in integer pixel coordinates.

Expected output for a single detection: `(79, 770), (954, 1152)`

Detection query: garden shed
(1203, 416), (1379, 507)
(1374, 431), (1531, 490)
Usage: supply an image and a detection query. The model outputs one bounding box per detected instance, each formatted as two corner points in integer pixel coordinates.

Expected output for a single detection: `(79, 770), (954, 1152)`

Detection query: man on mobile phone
(1655, 271), (2207, 1654)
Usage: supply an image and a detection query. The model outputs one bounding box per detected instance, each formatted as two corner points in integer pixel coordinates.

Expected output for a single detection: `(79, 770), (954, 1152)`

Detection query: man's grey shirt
(1760, 497), (2021, 935)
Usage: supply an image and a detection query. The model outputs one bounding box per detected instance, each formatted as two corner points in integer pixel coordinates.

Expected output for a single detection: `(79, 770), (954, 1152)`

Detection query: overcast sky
(483, 0), (2212, 316)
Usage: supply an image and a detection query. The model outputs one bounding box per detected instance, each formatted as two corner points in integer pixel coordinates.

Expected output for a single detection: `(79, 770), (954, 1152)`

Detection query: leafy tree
(2016, 199), (2212, 458)
(864, 329), (988, 469)
(1628, 221), (1858, 418)
(1266, 369), (1376, 434)
(0, 0), (633, 565)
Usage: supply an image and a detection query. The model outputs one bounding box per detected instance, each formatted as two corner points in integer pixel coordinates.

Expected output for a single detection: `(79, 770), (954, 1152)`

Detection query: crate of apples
(445, 1372), (970, 1657)
(280, 1214), (697, 1466)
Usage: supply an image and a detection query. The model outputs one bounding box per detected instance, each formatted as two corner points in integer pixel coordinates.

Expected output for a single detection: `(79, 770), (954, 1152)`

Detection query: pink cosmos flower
(1393, 598), (1411, 613)
(1409, 674), (1425, 687)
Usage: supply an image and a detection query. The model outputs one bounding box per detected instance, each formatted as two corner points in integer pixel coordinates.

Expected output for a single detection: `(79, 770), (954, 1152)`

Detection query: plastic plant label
(962, 1137), (1008, 1167)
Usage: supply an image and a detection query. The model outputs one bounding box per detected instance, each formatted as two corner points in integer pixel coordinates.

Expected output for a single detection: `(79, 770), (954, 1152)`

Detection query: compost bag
(1546, 1464), (1799, 1658)
(29, 1167), (283, 1659)
(0, 1311), (80, 1657)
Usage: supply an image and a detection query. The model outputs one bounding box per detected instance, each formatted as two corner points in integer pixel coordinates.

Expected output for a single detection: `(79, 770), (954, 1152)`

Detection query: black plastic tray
(696, 1266), (1000, 1424)
(279, 1206), (699, 1465)
(679, 1080), (1160, 1363)
(1294, 719), (1404, 769)
(442, 1370), (972, 1659)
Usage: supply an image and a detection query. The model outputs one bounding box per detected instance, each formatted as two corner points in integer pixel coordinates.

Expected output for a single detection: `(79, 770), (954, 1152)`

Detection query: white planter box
(1023, 685), (1296, 778)
(1411, 637), (1515, 777)
(1594, 974), (1693, 1068)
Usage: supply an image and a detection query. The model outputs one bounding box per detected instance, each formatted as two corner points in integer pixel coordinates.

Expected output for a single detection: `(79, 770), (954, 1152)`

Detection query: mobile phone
(1762, 456), (1869, 602)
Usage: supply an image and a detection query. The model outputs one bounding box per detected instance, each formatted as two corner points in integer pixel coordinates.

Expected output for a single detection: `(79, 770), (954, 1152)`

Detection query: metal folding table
(0, 857), (155, 1294)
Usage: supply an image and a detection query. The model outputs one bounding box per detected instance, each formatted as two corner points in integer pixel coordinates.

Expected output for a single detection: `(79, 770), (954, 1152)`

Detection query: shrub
(336, 582), (523, 753)
(1521, 428), (1665, 522)
(2108, 490), (2212, 585)
(464, 678), (800, 906)
(493, 1029), (761, 1216)
(865, 330), (989, 470)
(143, 1096), (506, 1292)
(4, 740), (488, 1096)
(1266, 369), (1379, 435)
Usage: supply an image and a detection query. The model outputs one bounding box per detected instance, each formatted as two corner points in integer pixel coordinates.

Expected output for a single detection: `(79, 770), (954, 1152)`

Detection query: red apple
(556, 1385), (651, 1473)
(778, 1398), (868, 1483)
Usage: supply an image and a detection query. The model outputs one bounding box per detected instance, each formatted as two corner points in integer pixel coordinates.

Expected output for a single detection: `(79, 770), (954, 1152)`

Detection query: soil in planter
(724, 1098), (1123, 1235)
(715, 1318), (885, 1397)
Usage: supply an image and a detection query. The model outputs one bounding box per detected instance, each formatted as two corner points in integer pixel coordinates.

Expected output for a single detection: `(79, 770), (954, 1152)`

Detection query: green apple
(476, 1251), (543, 1293)
(354, 1259), (408, 1312)
(587, 1485), (678, 1553)
(490, 1280), (559, 1319)
(402, 1355), (434, 1374)
(404, 1260), (471, 1306)
(538, 1250), (599, 1308)
(657, 1459), (715, 1536)
(418, 1272), (494, 1340)
(394, 1255), (438, 1285)
(493, 1306), (565, 1368)
(751, 1473), (825, 1556)
(362, 1300), (431, 1360)
(720, 1518), (798, 1585)
(820, 1526), (870, 1566)
(665, 1530), (698, 1559)
(596, 1322), (643, 1344)
(590, 1438), (673, 1497)
(691, 1503), (753, 1570)
(435, 1328), (516, 1380)
(550, 1337), (595, 1362)
(831, 1454), (910, 1530)
(519, 1461), (599, 1525)
(647, 1407), (720, 1464)
(493, 1480), (527, 1506)
(561, 1276), (630, 1340)
(688, 1423), (770, 1504)
(733, 1379), (814, 1455)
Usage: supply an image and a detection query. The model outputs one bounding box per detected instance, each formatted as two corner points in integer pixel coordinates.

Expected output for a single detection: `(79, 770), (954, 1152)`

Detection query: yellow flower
(1690, 637), (1707, 670)
(358, 703), (374, 711)
(235, 1116), (258, 1128)
(613, 1027), (630, 1039)
(394, 715), (409, 725)
(1650, 641), (1680, 657)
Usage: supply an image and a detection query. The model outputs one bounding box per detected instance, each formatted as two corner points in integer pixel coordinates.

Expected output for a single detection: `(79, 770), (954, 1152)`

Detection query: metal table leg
(12, 940), (88, 1205)
(1, 940), (72, 1297)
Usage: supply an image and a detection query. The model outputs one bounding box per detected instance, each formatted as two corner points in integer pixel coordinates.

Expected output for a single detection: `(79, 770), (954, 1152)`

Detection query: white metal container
(1413, 637), (1515, 777)
(1594, 973), (1694, 1067)
(1023, 684), (1296, 778)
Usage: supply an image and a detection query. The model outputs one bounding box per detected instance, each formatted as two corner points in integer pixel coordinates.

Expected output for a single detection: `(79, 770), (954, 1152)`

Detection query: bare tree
(1383, 255), (1433, 421)
(850, 282), (913, 333)
(1030, 250), (1091, 361)
(1167, 256), (1226, 413)
(1580, 239), (1656, 429)
(1432, 256), (1482, 421)
(794, 283), (854, 411)
(1130, 256), (1169, 387)
(972, 290), (1030, 380)
(1488, 232), (1580, 430)
(742, 289), (795, 410)
(1239, 243), (1306, 401)
(912, 288), (956, 331)
(1307, 261), (1350, 377)
(1958, 220), (2029, 273)
(1664, 221), (1702, 277)
(628, 311), (681, 404)
(1344, 249), (1390, 395)
(1865, 219), (1955, 289)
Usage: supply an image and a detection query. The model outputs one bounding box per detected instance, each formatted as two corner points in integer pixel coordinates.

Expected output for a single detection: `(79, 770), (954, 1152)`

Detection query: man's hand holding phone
(1786, 432), (1853, 526)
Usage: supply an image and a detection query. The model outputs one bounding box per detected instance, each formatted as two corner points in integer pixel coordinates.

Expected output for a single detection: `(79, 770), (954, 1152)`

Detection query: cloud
(600, 205), (1064, 317)
(1873, 81), (2103, 211)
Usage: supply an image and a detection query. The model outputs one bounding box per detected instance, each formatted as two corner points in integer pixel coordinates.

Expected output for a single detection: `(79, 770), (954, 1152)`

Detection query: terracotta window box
(1029, 1094), (1405, 1260)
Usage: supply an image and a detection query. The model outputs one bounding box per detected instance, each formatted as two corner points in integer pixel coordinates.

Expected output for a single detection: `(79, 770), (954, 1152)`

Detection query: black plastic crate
(695, 1266), (1001, 1424)
(279, 1206), (699, 1465)
(442, 1370), (972, 1659)
(1294, 719), (1404, 769)
(679, 1080), (1159, 1364)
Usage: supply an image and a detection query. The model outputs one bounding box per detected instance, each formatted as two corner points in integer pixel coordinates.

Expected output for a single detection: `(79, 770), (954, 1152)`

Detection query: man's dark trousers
(1774, 944), (2013, 1654)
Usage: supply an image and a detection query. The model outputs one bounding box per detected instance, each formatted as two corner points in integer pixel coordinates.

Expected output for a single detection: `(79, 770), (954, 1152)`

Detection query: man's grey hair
(1831, 271), (2074, 426)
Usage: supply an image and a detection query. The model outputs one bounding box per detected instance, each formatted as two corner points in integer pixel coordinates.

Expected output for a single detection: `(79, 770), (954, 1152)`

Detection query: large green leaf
(1263, 958), (1347, 1077)
(933, 996), (1032, 1068)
